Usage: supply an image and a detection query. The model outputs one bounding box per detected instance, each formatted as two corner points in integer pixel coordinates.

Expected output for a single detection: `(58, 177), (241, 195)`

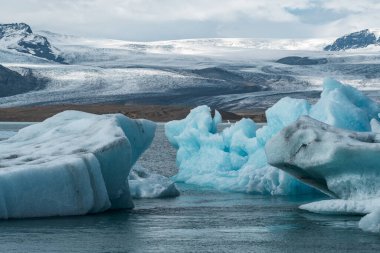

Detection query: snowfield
(1, 28), (380, 110)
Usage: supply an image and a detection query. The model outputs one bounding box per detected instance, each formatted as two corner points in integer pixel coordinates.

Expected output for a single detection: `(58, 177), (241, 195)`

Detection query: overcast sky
(1, 0), (379, 41)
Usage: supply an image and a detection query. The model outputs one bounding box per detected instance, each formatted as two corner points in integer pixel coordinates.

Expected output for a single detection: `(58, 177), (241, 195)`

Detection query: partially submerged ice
(129, 163), (180, 199)
(265, 109), (380, 232)
(266, 116), (380, 199)
(266, 117), (380, 233)
(0, 111), (156, 219)
(165, 78), (379, 195)
(165, 103), (312, 195)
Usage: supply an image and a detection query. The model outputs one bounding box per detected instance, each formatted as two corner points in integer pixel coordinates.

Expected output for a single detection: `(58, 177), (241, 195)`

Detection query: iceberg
(0, 110), (156, 219)
(165, 78), (380, 197)
(265, 116), (380, 232)
(266, 116), (380, 199)
(129, 163), (180, 199)
(300, 198), (380, 233)
(165, 105), (313, 195)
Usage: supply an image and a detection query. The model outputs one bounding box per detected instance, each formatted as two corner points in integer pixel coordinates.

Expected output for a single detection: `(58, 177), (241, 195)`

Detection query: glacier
(0, 110), (156, 218)
(166, 78), (379, 195)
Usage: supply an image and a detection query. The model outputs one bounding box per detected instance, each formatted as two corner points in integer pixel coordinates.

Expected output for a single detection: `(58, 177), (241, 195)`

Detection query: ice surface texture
(266, 117), (380, 233)
(265, 82), (380, 232)
(266, 116), (380, 199)
(165, 105), (313, 195)
(129, 163), (180, 199)
(166, 78), (379, 197)
(0, 111), (156, 218)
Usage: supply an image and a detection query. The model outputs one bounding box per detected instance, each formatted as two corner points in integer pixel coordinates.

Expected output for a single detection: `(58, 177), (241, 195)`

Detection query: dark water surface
(0, 123), (379, 253)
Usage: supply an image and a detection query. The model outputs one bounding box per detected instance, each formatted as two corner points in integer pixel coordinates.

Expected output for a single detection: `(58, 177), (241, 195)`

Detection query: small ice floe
(129, 163), (180, 199)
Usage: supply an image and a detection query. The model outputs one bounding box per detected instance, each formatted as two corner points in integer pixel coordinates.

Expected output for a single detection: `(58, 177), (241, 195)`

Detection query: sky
(1, 0), (380, 41)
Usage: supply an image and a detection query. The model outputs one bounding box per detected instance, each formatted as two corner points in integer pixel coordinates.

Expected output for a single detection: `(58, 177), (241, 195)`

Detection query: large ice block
(0, 110), (156, 218)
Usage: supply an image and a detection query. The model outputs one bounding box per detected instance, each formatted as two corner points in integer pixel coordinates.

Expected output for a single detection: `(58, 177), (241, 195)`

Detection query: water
(0, 123), (379, 253)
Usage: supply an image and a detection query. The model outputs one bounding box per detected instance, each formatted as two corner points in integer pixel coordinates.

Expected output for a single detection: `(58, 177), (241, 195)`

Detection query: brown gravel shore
(0, 104), (267, 122)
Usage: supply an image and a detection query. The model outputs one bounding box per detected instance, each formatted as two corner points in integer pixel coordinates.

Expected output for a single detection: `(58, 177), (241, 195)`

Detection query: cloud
(0, 0), (378, 40)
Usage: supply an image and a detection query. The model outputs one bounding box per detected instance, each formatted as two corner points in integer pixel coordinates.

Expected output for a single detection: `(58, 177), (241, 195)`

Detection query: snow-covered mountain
(324, 29), (380, 51)
(0, 23), (64, 63)
(0, 64), (43, 97)
(1, 23), (380, 111)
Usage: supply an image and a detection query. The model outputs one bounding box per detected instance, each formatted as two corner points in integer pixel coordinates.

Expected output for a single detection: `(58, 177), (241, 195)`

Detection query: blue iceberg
(264, 81), (380, 233)
(165, 78), (379, 195)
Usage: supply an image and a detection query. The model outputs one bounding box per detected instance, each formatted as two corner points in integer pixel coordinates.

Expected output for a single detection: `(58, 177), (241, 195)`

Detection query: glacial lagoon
(0, 123), (379, 253)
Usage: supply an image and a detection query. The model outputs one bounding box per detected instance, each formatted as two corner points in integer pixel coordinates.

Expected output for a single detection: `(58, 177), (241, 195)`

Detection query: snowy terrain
(1, 24), (380, 111)
(0, 23), (63, 63)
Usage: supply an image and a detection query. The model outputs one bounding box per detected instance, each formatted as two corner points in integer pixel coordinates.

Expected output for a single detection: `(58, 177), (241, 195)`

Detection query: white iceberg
(129, 163), (180, 199)
(0, 110), (156, 218)
(266, 116), (380, 233)
(266, 116), (380, 199)
(165, 78), (379, 195)
(300, 198), (380, 233)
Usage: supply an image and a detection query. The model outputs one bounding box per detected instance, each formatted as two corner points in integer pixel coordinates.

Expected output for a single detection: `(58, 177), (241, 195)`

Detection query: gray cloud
(0, 0), (379, 40)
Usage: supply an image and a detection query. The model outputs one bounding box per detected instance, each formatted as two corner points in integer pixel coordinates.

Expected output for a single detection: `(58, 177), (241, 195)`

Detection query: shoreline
(0, 104), (267, 123)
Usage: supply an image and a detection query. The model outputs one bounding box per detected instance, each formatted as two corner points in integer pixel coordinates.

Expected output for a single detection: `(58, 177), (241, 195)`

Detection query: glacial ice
(300, 198), (380, 232)
(165, 105), (313, 195)
(265, 115), (380, 232)
(299, 197), (380, 233)
(166, 77), (380, 233)
(166, 78), (379, 195)
(129, 163), (180, 199)
(0, 110), (156, 218)
(266, 116), (380, 199)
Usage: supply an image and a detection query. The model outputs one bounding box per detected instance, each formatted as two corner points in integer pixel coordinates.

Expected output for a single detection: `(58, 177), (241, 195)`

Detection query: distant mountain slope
(276, 56), (327, 65)
(2, 25), (380, 111)
(0, 23), (64, 63)
(324, 29), (380, 51)
(0, 64), (45, 97)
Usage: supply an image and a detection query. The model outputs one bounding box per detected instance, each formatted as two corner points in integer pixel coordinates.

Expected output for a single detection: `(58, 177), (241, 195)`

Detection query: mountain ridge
(324, 29), (380, 51)
(0, 23), (65, 63)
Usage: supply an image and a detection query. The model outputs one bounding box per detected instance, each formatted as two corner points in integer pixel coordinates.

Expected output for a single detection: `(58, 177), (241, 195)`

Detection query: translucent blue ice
(165, 78), (379, 195)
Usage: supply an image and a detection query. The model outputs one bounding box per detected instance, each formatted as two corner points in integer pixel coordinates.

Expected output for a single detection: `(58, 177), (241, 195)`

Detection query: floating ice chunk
(166, 78), (380, 196)
(300, 199), (380, 215)
(359, 209), (380, 233)
(266, 116), (380, 232)
(0, 111), (156, 219)
(129, 163), (180, 199)
(266, 116), (380, 199)
(165, 105), (313, 194)
(300, 198), (380, 233)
